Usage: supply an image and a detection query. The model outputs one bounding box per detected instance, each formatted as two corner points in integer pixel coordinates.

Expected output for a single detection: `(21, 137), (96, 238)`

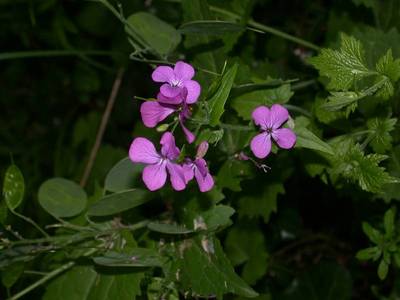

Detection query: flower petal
(273, 128), (296, 149)
(129, 137), (161, 164)
(166, 162), (186, 191)
(183, 80), (201, 104)
(174, 61), (195, 80)
(160, 84), (181, 98)
(194, 158), (208, 177)
(183, 162), (195, 183)
(179, 116), (195, 144)
(270, 104), (289, 129)
(194, 168), (214, 192)
(157, 92), (183, 105)
(152, 66), (174, 83)
(142, 162), (167, 191)
(140, 101), (175, 128)
(160, 132), (180, 160)
(251, 106), (270, 130)
(196, 141), (209, 158)
(250, 132), (272, 159)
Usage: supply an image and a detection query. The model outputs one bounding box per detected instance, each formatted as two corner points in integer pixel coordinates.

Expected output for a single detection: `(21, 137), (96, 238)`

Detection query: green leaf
(367, 117), (397, 153)
(125, 12), (181, 56)
(38, 178), (87, 218)
(230, 80), (295, 98)
(3, 164), (24, 210)
(238, 182), (284, 223)
(356, 247), (381, 261)
(147, 222), (196, 234)
(309, 33), (371, 91)
(171, 237), (258, 298)
(217, 160), (252, 192)
(332, 141), (399, 193)
(231, 84), (293, 120)
(179, 20), (244, 35)
(93, 249), (163, 267)
(384, 207), (396, 237)
(208, 63), (238, 126)
(1, 262), (24, 288)
(197, 205), (235, 231)
(294, 126), (334, 155)
(375, 49), (400, 99)
(225, 223), (269, 285)
(104, 157), (143, 192)
(88, 189), (151, 216)
(362, 222), (383, 244)
(378, 259), (389, 280)
(43, 266), (144, 300)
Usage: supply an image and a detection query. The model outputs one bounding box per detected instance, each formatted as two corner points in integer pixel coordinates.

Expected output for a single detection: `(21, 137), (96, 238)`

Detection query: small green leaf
(1, 262), (24, 288)
(367, 117), (397, 153)
(179, 20), (244, 35)
(38, 178), (87, 218)
(147, 222), (195, 234)
(294, 126), (334, 155)
(3, 164), (24, 210)
(384, 207), (396, 237)
(356, 247), (381, 261)
(362, 222), (383, 244)
(93, 249), (163, 267)
(104, 157), (143, 192)
(208, 63), (238, 126)
(378, 259), (389, 280)
(125, 12), (181, 56)
(88, 189), (151, 216)
(199, 205), (235, 231)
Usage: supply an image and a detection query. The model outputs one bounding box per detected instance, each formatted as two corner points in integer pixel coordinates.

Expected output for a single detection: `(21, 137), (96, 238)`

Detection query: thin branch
(80, 68), (125, 187)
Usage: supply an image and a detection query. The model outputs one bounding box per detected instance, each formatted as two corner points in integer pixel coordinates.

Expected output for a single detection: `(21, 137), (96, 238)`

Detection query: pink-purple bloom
(151, 61), (201, 103)
(250, 104), (296, 159)
(129, 132), (186, 191)
(183, 141), (214, 192)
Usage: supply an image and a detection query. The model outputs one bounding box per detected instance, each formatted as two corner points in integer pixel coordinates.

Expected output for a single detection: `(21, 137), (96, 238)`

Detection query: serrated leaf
(208, 63), (238, 126)
(309, 33), (371, 91)
(88, 189), (151, 216)
(93, 249), (163, 267)
(238, 182), (284, 223)
(3, 164), (24, 210)
(104, 157), (143, 192)
(172, 237), (258, 298)
(38, 178), (87, 218)
(179, 20), (244, 35)
(367, 117), (397, 153)
(217, 160), (252, 192)
(375, 49), (400, 99)
(125, 12), (181, 56)
(199, 205), (235, 231)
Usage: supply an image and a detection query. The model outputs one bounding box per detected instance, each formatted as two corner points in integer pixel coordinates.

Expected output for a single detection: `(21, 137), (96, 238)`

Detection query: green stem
(209, 6), (320, 51)
(8, 248), (97, 300)
(283, 104), (312, 118)
(9, 209), (49, 238)
(219, 123), (253, 131)
(0, 50), (116, 61)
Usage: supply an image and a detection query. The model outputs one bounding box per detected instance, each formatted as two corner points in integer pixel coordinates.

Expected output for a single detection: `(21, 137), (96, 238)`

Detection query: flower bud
(156, 123), (170, 132)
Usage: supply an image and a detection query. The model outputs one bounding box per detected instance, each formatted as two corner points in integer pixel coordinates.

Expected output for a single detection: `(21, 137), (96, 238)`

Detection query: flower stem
(9, 209), (49, 238)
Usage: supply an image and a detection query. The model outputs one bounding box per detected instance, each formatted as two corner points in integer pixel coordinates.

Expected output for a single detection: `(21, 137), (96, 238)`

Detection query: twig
(80, 68), (125, 187)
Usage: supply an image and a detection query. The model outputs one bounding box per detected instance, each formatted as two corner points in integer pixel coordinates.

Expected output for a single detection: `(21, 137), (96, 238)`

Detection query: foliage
(1, 0), (400, 299)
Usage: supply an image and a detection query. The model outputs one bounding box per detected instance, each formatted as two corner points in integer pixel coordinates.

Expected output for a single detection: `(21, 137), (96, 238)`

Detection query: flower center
(266, 127), (274, 134)
(170, 79), (182, 87)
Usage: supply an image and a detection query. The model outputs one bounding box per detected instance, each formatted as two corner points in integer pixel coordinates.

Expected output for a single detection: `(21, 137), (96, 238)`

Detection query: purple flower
(129, 132), (186, 191)
(152, 61), (201, 103)
(140, 89), (195, 143)
(250, 104), (296, 159)
(183, 141), (214, 192)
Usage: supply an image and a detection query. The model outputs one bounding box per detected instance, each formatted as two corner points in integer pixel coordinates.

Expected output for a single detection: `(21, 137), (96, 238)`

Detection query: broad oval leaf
(179, 20), (244, 35)
(88, 189), (151, 216)
(126, 12), (181, 56)
(147, 222), (195, 234)
(93, 249), (163, 267)
(105, 157), (143, 192)
(38, 178), (87, 218)
(208, 63), (238, 126)
(294, 127), (334, 155)
(3, 164), (24, 210)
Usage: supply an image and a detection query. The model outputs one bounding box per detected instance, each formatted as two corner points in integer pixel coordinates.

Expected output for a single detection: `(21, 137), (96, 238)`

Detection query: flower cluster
(130, 61), (213, 192)
(129, 61), (296, 192)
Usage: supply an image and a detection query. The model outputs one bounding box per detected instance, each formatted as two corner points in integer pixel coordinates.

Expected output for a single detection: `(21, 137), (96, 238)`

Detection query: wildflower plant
(1, 0), (400, 299)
